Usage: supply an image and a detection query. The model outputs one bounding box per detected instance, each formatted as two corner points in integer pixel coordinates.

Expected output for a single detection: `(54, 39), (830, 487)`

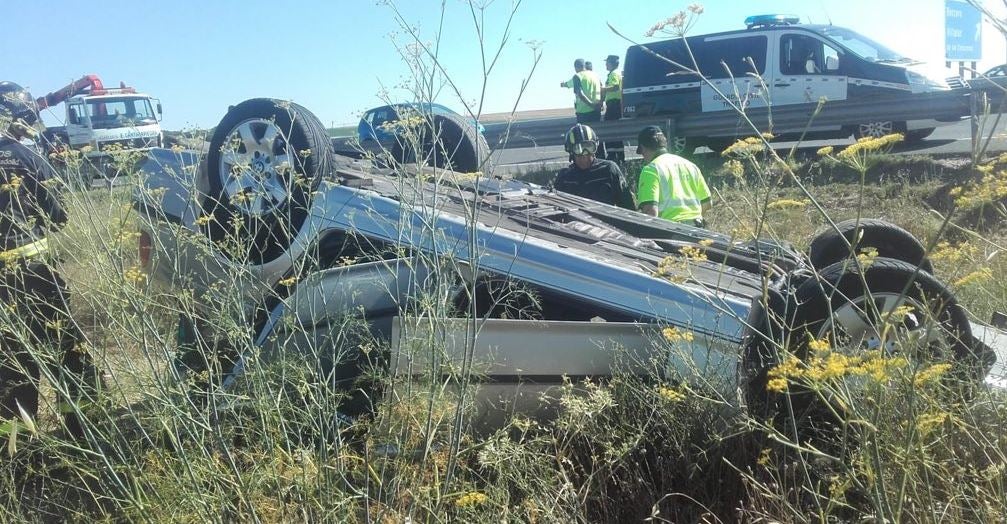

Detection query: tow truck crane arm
(35, 74), (105, 110)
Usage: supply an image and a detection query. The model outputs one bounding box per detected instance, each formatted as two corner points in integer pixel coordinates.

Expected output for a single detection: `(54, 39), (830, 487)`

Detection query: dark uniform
(0, 84), (98, 440)
(553, 157), (635, 210)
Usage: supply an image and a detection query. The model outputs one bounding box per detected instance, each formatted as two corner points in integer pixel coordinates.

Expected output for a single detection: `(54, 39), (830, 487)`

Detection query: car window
(626, 34), (768, 87)
(780, 34), (841, 75)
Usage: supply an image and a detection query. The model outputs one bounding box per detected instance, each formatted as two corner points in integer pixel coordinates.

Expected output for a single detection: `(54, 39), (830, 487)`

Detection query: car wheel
(392, 111), (488, 173)
(781, 258), (983, 442)
(904, 128), (936, 143)
(854, 120), (897, 139)
(808, 218), (934, 274)
(203, 98), (333, 264)
(667, 135), (694, 156)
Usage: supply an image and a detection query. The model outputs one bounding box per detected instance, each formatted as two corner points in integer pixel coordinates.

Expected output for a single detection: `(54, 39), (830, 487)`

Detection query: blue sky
(5, 0), (1005, 130)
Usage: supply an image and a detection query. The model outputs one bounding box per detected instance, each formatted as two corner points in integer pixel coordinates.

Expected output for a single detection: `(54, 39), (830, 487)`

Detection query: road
(489, 119), (1007, 175)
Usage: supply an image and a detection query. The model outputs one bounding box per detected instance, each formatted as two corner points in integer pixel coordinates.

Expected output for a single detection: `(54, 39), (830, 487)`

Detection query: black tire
(809, 219), (934, 274)
(779, 258), (982, 445)
(203, 98), (333, 264)
(667, 134), (695, 156)
(393, 111), (489, 173)
(853, 120), (900, 140)
(905, 128), (936, 143)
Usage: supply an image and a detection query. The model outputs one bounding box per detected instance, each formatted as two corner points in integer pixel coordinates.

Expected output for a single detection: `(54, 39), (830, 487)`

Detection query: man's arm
(637, 166), (660, 217)
(572, 76), (592, 106)
(23, 147), (68, 230)
(609, 163), (636, 210)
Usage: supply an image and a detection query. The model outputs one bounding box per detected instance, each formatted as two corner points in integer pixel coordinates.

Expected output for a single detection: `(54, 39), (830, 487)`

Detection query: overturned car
(134, 98), (1000, 428)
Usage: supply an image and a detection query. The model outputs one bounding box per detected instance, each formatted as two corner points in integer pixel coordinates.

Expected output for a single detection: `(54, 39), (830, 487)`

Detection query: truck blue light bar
(744, 14), (800, 29)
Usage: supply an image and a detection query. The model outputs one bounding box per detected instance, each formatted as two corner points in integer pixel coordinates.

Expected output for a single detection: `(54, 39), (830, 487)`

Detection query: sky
(5, 0), (1007, 131)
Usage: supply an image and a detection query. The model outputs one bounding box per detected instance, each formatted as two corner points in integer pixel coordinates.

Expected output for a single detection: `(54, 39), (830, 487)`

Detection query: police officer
(553, 124), (635, 210)
(601, 54), (625, 163)
(635, 126), (711, 227)
(0, 81), (99, 440)
(560, 59), (602, 123)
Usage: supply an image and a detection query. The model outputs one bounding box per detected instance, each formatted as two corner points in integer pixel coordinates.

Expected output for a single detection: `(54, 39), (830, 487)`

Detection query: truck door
(769, 32), (847, 118)
(65, 101), (91, 148)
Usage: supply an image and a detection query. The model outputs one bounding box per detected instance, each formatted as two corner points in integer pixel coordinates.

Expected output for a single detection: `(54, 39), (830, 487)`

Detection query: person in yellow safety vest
(635, 126), (712, 228)
(600, 54), (625, 163)
(559, 58), (602, 124)
(0, 81), (102, 444)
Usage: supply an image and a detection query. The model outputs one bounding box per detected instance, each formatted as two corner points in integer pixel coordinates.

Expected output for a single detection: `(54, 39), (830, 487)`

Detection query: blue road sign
(946, 0), (982, 61)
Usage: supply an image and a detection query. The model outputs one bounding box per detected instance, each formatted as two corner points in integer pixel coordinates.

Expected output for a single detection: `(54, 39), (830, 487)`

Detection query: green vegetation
(4, 2), (1007, 522)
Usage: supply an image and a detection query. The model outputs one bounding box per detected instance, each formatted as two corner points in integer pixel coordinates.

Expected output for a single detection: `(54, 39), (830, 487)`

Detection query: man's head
(564, 124), (598, 169)
(636, 125), (668, 163)
(573, 58), (585, 72)
(0, 82), (38, 139)
(585, 61), (593, 71)
(605, 54), (620, 72)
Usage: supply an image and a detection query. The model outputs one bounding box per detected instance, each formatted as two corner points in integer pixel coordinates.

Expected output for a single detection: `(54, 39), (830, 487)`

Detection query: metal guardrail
(482, 88), (979, 150)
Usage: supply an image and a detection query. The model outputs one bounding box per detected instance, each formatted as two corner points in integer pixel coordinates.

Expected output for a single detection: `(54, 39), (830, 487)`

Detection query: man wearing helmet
(552, 124), (635, 210)
(0, 81), (99, 441)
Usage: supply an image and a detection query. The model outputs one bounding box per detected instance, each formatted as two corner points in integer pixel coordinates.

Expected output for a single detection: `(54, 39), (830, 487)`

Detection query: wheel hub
(218, 118), (292, 217)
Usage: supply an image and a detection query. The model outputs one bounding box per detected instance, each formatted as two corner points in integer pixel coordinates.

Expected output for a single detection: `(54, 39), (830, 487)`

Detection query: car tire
(854, 120), (898, 140)
(203, 98), (333, 264)
(904, 128), (936, 143)
(779, 257), (983, 443)
(393, 111), (488, 173)
(808, 218), (934, 274)
(667, 135), (695, 156)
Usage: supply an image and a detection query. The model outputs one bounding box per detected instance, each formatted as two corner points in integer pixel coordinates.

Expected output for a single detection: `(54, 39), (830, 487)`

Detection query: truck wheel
(854, 120), (896, 139)
(203, 98), (333, 264)
(667, 135), (694, 156)
(780, 258), (983, 443)
(904, 128), (936, 143)
(393, 111), (488, 173)
(808, 219), (934, 274)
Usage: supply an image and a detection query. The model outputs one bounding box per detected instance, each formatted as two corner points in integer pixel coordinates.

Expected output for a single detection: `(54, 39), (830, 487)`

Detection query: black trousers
(603, 99), (625, 163)
(0, 262), (97, 437)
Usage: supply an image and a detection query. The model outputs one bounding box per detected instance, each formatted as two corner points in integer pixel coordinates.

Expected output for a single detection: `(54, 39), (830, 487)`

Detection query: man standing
(559, 59), (602, 123)
(0, 81), (100, 440)
(601, 54), (625, 163)
(553, 124), (635, 210)
(635, 126), (711, 227)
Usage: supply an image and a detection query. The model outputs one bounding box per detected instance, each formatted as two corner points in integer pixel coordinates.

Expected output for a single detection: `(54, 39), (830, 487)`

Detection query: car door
(769, 32), (848, 125)
(698, 33), (771, 112)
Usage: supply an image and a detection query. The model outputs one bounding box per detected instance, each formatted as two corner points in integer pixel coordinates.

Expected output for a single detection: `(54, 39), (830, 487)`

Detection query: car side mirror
(155, 99), (163, 121)
(826, 55), (839, 71)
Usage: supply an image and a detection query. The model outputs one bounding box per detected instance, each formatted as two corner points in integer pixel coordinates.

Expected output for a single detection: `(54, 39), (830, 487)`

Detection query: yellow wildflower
(657, 386), (686, 402)
(698, 239), (715, 247)
(679, 245), (708, 261)
(816, 146), (834, 157)
(662, 327), (695, 343)
(278, 276), (297, 287)
(756, 447), (772, 466)
(807, 336), (831, 353)
(766, 198), (807, 211)
(914, 362), (952, 386)
(194, 215), (212, 226)
(766, 377), (788, 392)
(721, 159), (745, 179)
(455, 491), (489, 508)
(915, 412), (948, 435)
(954, 267), (992, 287)
(1, 175), (22, 192)
(124, 266), (147, 284)
(856, 247), (879, 268)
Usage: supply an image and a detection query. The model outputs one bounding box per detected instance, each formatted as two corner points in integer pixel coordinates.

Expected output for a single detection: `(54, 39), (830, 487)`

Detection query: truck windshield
(818, 26), (911, 64)
(86, 97), (157, 128)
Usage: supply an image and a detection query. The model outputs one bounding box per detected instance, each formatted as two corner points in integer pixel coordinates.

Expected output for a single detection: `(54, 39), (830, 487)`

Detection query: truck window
(780, 35), (841, 75)
(626, 35), (767, 87)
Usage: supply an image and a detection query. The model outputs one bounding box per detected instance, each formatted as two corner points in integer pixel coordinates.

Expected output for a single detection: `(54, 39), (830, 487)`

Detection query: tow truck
(37, 74), (163, 159)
